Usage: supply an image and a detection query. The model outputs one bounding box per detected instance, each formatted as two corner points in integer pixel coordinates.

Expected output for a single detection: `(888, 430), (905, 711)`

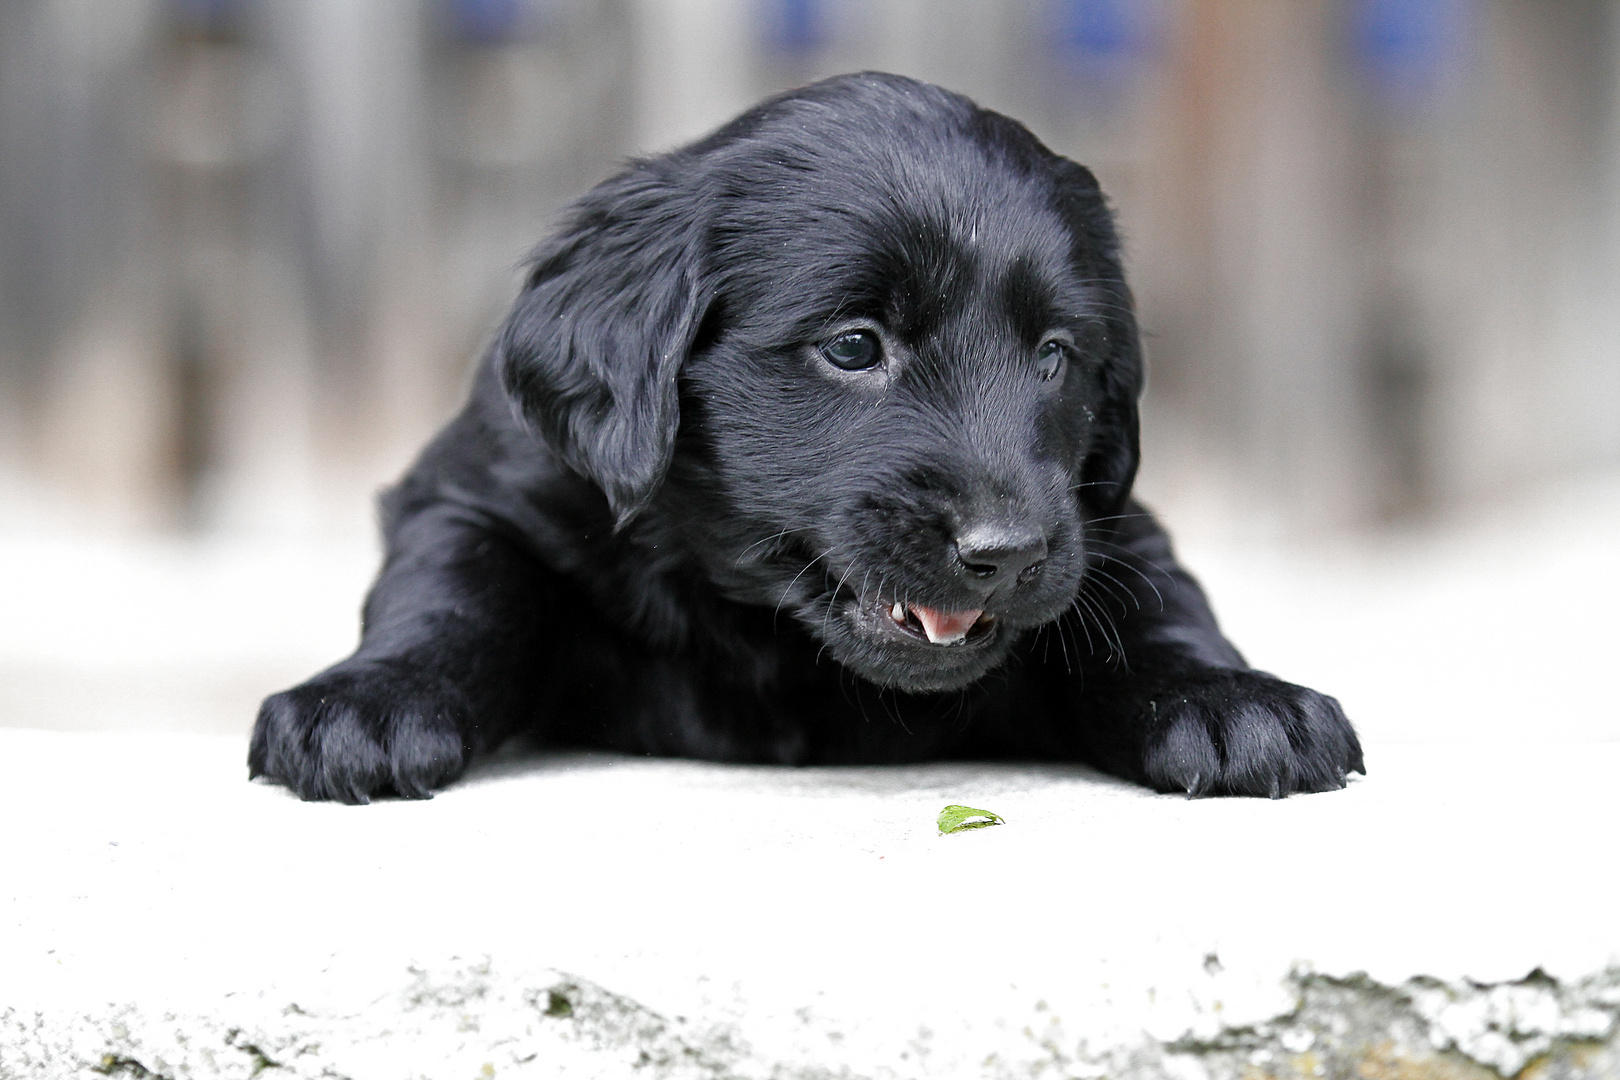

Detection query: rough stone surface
(6, 963), (1620, 1079)
(2, 730), (1618, 1079)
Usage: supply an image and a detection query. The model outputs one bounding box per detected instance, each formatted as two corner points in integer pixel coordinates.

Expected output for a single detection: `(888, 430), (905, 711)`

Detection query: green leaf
(937, 804), (1005, 834)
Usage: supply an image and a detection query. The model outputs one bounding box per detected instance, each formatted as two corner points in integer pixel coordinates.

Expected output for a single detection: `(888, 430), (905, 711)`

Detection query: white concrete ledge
(3, 729), (1618, 1079)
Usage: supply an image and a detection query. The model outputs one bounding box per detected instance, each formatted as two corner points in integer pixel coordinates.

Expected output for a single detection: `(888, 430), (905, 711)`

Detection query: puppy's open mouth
(873, 597), (997, 647)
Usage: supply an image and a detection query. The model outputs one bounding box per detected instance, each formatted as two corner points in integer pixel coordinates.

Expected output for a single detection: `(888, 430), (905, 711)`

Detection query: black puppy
(251, 73), (1363, 803)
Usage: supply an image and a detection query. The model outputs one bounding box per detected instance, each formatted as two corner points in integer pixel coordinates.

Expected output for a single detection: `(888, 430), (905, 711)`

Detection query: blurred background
(2, 0), (1617, 745)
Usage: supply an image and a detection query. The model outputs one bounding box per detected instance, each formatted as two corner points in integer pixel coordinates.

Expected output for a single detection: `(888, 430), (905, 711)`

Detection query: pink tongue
(910, 604), (983, 644)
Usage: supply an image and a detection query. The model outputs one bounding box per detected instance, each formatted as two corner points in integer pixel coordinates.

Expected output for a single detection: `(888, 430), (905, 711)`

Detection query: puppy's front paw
(1139, 669), (1364, 797)
(249, 661), (471, 803)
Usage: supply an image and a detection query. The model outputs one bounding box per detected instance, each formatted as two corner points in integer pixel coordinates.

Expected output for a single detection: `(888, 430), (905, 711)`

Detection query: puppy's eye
(1036, 340), (1068, 381)
(821, 330), (882, 371)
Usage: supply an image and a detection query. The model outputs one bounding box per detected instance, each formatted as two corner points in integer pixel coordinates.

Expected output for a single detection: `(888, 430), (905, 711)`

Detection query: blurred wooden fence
(1, 0), (1616, 536)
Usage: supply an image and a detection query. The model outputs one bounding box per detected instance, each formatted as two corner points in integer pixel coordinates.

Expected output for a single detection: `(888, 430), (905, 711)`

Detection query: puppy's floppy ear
(1050, 158), (1144, 523)
(499, 165), (706, 524)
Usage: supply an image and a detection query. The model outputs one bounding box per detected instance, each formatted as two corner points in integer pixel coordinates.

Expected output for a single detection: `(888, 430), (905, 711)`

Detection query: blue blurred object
(1053, 0), (1159, 63)
(168, 0), (252, 35)
(447, 0), (546, 44)
(1049, 0), (1164, 105)
(1351, 0), (1472, 110)
(759, 0), (827, 57)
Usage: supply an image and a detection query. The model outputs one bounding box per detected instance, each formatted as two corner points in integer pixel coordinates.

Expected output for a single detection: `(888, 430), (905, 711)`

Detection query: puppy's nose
(954, 524), (1048, 583)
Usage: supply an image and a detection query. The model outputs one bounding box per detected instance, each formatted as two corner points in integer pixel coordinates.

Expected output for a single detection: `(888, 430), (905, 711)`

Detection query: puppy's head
(501, 73), (1142, 693)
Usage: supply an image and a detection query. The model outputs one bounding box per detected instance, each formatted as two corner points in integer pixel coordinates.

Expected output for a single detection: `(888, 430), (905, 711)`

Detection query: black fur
(250, 73), (1363, 804)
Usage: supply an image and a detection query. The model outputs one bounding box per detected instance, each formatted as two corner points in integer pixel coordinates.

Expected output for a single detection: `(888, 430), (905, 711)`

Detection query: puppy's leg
(1053, 502), (1364, 796)
(250, 505), (551, 803)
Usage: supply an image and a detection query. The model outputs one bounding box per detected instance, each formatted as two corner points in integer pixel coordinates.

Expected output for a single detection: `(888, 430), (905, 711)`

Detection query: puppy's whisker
(1063, 615), (1086, 675)
(1084, 565), (1140, 612)
(1051, 614), (1072, 673)
(1071, 591), (1112, 662)
(1081, 512), (1151, 528)
(878, 687), (913, 735)
(1082, 576), (1134, 619)
(1066, 599), (1098, 656)
(821, 557), (862, 639)
(735, 527), (796, 565)
(1074, 590), (1105, 652)
(1084, 547), (1169, 610)
(1091, 585), (1130, 665)
(775, 546), (834, 622)
(1081, 535), (1174, 579)
(1074, 587), (1129, 670)
(1095, 593), (1131, 669)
